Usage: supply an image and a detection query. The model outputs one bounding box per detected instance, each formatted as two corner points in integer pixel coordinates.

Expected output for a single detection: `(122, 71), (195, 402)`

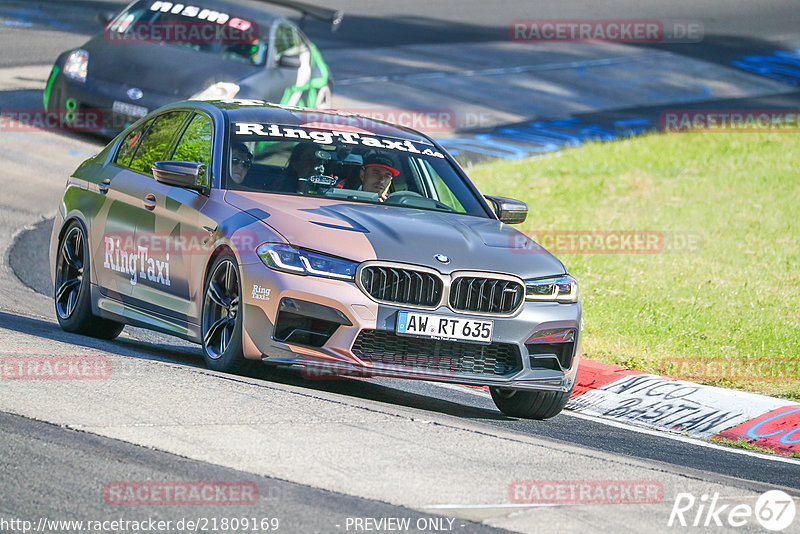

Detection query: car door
(130, 111), (217, 324)
(93, 117), (159, 299)
(98, 110), (192, 302)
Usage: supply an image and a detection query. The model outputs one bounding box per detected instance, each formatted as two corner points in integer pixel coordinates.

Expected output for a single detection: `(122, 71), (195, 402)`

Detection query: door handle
(143, 193), (157, 211)
(99, 179), (110, 194)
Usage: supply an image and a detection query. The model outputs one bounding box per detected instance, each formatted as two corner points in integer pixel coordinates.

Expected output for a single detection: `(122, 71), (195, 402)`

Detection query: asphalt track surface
(1, 1), (800, 533)
(9, 213), (800, 493)
(0, 411), (509, 533)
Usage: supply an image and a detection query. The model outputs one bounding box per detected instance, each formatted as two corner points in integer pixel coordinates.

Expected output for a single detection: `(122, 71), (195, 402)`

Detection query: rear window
(107, 1), (267, 66)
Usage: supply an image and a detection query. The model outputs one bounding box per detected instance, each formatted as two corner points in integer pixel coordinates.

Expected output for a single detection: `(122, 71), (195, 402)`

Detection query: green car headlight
(256, 243), (357, 281)
(525, 275), (578, 303)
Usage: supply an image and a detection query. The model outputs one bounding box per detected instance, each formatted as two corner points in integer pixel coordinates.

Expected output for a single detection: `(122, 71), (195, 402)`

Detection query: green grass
(709, 437), (777, 455)
(709, 437), (800, 458)
(467, 132), (800, 400)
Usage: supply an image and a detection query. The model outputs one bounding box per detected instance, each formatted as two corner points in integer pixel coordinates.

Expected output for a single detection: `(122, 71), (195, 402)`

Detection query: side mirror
(152, 161), (207, 193)
(95, 12), (114, 26)
(278, 54), (302, 69)
(484, 195), (528, 224)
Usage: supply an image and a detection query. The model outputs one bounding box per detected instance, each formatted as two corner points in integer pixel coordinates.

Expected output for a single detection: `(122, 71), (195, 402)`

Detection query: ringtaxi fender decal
(251, 284), (270, 301)
(103, 237), (171, 287)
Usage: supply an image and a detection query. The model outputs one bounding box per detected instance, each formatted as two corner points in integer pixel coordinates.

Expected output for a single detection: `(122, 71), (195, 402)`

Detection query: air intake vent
(352, 330), (522, 376)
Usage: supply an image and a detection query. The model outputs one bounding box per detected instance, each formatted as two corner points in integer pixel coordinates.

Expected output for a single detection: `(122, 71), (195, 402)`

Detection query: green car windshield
(106, 1), (267, 66)
(226, 124), (489, 217)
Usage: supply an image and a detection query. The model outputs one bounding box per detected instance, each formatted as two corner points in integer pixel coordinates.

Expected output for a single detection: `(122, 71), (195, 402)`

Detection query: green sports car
(44, 0), (338, 135)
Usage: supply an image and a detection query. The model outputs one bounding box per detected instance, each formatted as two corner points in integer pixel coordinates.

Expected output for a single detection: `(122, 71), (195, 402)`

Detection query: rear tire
(490, 385), (572, 420)
(54, 221), (124, 340)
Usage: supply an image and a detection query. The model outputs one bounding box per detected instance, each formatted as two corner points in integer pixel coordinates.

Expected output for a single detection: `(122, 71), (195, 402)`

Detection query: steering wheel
(384, 191), (456, 211)
(384, 191), (423, 205)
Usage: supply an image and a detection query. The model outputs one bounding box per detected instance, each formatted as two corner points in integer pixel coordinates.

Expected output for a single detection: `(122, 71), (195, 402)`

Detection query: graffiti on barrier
(567, 373), (790, 437)
(745, 407), (800, 445)
(598, 375), (741, 434)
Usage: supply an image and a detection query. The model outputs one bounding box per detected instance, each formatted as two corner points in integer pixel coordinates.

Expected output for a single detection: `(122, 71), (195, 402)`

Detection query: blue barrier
(440, 117), (652, 160)
(732, 50), (800, 86)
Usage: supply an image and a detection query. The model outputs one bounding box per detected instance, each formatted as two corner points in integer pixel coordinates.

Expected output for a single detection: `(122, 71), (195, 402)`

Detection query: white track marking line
(564, 410), (800, 465)
(423, 503), (557, 509)
(430, 382), (800, 465)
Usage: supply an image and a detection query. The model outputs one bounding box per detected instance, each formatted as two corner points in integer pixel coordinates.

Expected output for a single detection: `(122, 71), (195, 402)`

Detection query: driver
(229, 142), (255, 188)
(359, 152), (399, 201)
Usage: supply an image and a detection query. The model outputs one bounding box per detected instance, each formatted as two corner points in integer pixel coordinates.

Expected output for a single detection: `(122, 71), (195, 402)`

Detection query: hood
(81, 35), (257, 97)
(225, 192), (567, 279)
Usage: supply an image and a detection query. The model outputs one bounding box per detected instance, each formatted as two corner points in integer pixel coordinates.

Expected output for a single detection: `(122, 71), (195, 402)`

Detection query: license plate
(112, 101), (148, 118)
(396, 311), (493, 344)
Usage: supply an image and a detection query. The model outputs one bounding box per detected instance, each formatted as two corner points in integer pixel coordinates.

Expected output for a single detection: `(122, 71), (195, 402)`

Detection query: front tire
(490, 386), (572, 420)
(201, 254), (248, 373)
(54, 221), (124, 339)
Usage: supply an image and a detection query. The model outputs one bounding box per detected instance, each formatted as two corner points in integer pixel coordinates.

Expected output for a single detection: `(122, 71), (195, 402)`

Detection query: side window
(128, 111), (190, 176)
(417, 159), (466, 213)
(295, 30), (311, 52)
(170, 113), (213, 187)
(275, 24), (297, 57)
(431, 173), (465, 213)
(115, 120), (153, 167)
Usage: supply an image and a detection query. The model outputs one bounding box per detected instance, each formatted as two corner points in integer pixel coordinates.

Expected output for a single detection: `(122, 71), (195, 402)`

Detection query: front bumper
(48, 71), (176, 136)
(240, 261), (582, 393)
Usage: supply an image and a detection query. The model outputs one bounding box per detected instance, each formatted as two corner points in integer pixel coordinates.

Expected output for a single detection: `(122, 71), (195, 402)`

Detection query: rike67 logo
(669, 490), (796, 531)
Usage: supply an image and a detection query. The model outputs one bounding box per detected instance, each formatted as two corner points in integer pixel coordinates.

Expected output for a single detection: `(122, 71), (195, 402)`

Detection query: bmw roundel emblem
(434, 254), (450, 264)
(127, 87), (143, 100)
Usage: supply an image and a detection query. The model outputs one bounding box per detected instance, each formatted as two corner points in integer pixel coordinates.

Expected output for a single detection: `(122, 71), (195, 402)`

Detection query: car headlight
(257, 243), (357, 281)
(64, 49), (89, 83)
(190, 82), (240, 100)
(525, 275), (578, 303)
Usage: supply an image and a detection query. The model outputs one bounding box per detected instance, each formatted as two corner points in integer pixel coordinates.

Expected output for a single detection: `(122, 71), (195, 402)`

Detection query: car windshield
(107, 1), (267, 66)
(225, 122), (490, 218)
